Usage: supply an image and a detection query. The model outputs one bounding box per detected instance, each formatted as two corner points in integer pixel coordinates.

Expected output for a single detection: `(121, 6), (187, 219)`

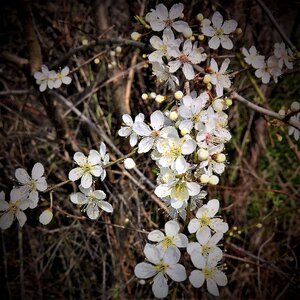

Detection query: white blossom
(288, 112), (300, 141)
(0, 189), (29, 229)
(15, 162), (47, 209)
(70, 185), (113, 219)
(202, 11), (237, 50)
(274, 42), (293, 69)
(118, 113), (145, 147)
(34, 65), (57, 92)
(145, 3), (190, 33)
(242, 46), (266, 69)
(152, 62), (179, 90)
(39, 208), (53, 225)
(255, 55), (282, 83)
(168, 39), (207, 80)
(53, 66), (72, 88)
(134, 244), (187, 298)
(210, 58), (231, 97)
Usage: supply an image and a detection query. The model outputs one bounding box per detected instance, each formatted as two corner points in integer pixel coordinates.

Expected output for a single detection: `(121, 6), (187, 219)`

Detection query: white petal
(88, 150), (101, 165)
(118, 127), (131, 137)
(182, 63), (195, 80)
(189, 270), (205, 288)
(220, 35), (233, 50)
(207, 278), (219, 296)
(62, 76), (72, 85)
(186, 182), (200, 196)
(188, 218), (200, 233)
(148, 230), (165, 242)
(215, 270), (228, 286)
(39, 209), (53, 225)
(122, 114), (133, 126)
(210, 219), (229, 233)
(91, 165), (102, 177)
(166, 264), (187, 282)
(68, 167), (84, 181)
(172, 21), (189, 33)
(86, 204), (99, 219)
(196, 226), (211, 244)
(31, 162), (44, 179)
(15, 168), (30, 184)
(212, 11), (223, 29)
(165, 220), (180, 236)
(187, 242), (201, 255)
(181, 139), (196, 154)
(138, 137), (154, 153)
(93, 190), (106, 200)
(222, 20), (237, 34)
(129, 133), (138, 146)
(175, 156), (188, 173)
(208, 36), (221, 49)
(173, 234), (188, 248)
(81, 173), (93, 188)
(169, 3), (183, 20)
(16, 210), (27, 227)
(168, 60), (181, 73)
(155, 3), (168, 20)
(70, 192), (86, 204)
(0, 191), (5, 201)
(150, 36), (163, 50)
(210, 58), (219, 72)
(144, 243), (161, 264)
(202, 25), (215, 37)
(220, 58), (230, 73)
(0, 199), (9, 211)
(99, 142), (107, 158)
(152, 273), (168, 298)
(0, 212), (14, 229)
(206, 199), (220, 217)
(155, 184), (172, 198)
(132, 122), (152, 136)
(191, 252), (206, 269)
(61, 66), (69, 76)
(163, 246), (180, 265)
(150, 110), (165, 130)
(73, 152), (87, 166)
(36, 177), (47, 191)
(28, 191), (39, 208)
(209, 232), (223, 245)
(99, 201), (113, 213)
(134, 262), (156, 279)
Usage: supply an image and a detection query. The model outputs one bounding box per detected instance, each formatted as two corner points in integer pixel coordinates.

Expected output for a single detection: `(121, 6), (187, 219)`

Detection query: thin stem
(104, 148), (138, 168)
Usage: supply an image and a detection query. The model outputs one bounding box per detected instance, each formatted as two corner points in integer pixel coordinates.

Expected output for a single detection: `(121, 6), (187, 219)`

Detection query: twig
(229, 89), (300, 130)
(18, 227), (25, 300)
(255, 0), (296, 51)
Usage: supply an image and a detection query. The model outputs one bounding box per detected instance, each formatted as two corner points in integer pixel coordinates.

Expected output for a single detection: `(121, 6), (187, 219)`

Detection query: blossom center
(82, 163), (93, 173)
(9, 200), (21, 213)
(164, 19), (173, 27)
(203, 266), (215, 279)
(179, 54), (189, 64)
(198, 214), (210, 226)
(202, 244), (211, 255)
(161, 236), (174, 248)
(27, 180), (37, 191)
(215, 28), (224, 37)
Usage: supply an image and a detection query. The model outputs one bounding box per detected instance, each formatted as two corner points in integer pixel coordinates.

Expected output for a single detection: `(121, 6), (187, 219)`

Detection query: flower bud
(215, 153), (226, 163)
(39, 208), (53, 225)
(110, 50), (116, 57)
(174, 90), (184, 100)
(208, 175), (219, 185)
(124, 158), (136, 169)
(131, 32), (141, 41)
(291, 101), (300, 111)
(155, 94), (166, 103)
(82, 39), (88, 45)
(150, 92), (157, 99)
(94, 58), (100, 64)
(142, 54), (148, 59)
(225, 98), (232, 106)
(169, 111), (178, 121)
(235, 28), (242, 35)
(203, 74), (211, 84)
(196, 13), (204, 22)
(278, 109), (286, 116)
(116, 46), (122, 54)
(183, 28), (193, 38)
(197, 149), (209, 160)
(198, 34), (205, 41)
(180, 128), (190, 136)
(206, 83), (212, 90)
(212, 99), (224, 112)
(141, 93), (148, 100)
(200, 174), (210, 184)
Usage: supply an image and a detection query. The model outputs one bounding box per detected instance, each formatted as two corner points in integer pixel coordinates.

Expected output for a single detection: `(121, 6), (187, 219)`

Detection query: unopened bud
(141, 93), (148, 100)
(198, 149), (209, 161)
(142, 54), (148, 59)
(110, 50), (116, 57)
(208, 175), (219, 185)
(198, 34), (205, 41)
(235, 28), (242, 35)
(94, 58), (100, 64)
(82, 39), (88, 45)
(206, 83), (212, 90)
(203, 74), (211, 84)
(111, 61), (117, 67)
(225, 98), (233, 106)
(174, 90), (184, 100)
(131, 32), (141, 41)
(200, 174), (210, 184)
(169, 111), (178, 121)
(215, 153), (226, 163)
(291, 101), (300, 111)
(278, 109), (286, 116)
(39, 208), (53, 225)
(196, 13), (204, 22)
(183, 28), (193, 38)
(180, 128), (190, 136)
(155, 94), (166, 103)
(116, 46), (122, 54)
(124, 158), (136, 169)
(150, 92), (157, 99)
(212, 99), (224, 112)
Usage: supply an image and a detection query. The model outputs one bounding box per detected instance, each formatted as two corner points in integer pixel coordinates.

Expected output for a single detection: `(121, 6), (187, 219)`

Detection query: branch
(229, 89), (300, 130)
(255, 0), (296, 51)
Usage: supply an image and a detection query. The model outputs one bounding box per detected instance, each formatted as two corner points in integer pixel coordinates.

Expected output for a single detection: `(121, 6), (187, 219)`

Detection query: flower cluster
(242, 43), (294, 83)
(287, 101), (300, 141)
(123, 3), (234, 297)
(0, 162), (49, 229)
(68, 142), (113, 218)
(34, 65), (72, 92)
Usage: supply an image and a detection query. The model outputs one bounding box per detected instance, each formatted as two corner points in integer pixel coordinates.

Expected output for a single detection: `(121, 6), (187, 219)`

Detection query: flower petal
(165, 220), (180, 236)
(0, 212), (14, 229)
(152, 272), (168, 298)
(88, 150), (101, 165)
(148, 230), (165, 242)
(36, 177), (47, 191)
(222, 20), (237, 34)
(188, 218), (200, 233)
(189, 270), (205, 288)
(68, 167), (84, 181)
(196, 226), (211, 244)
(31, 163), (44, 179)
(81, 173), (93, 188)
(73, 152), (87, 166)
(209, 36), (221, 49)
(166, 263), (187, 282)
(134, 262), (157, 279)
(212, 11), (223, 29)
(98, 201), (113, 213)
(16, 210), (27, 227)
(163, 246), (180, 265)
(144, 243), (161, 264)
(207, 278), (220, 296)
(15, 168), (30, 184)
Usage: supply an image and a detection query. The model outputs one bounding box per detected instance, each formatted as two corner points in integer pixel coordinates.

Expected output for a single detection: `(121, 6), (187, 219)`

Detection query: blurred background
(0, 0), (299, 299)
